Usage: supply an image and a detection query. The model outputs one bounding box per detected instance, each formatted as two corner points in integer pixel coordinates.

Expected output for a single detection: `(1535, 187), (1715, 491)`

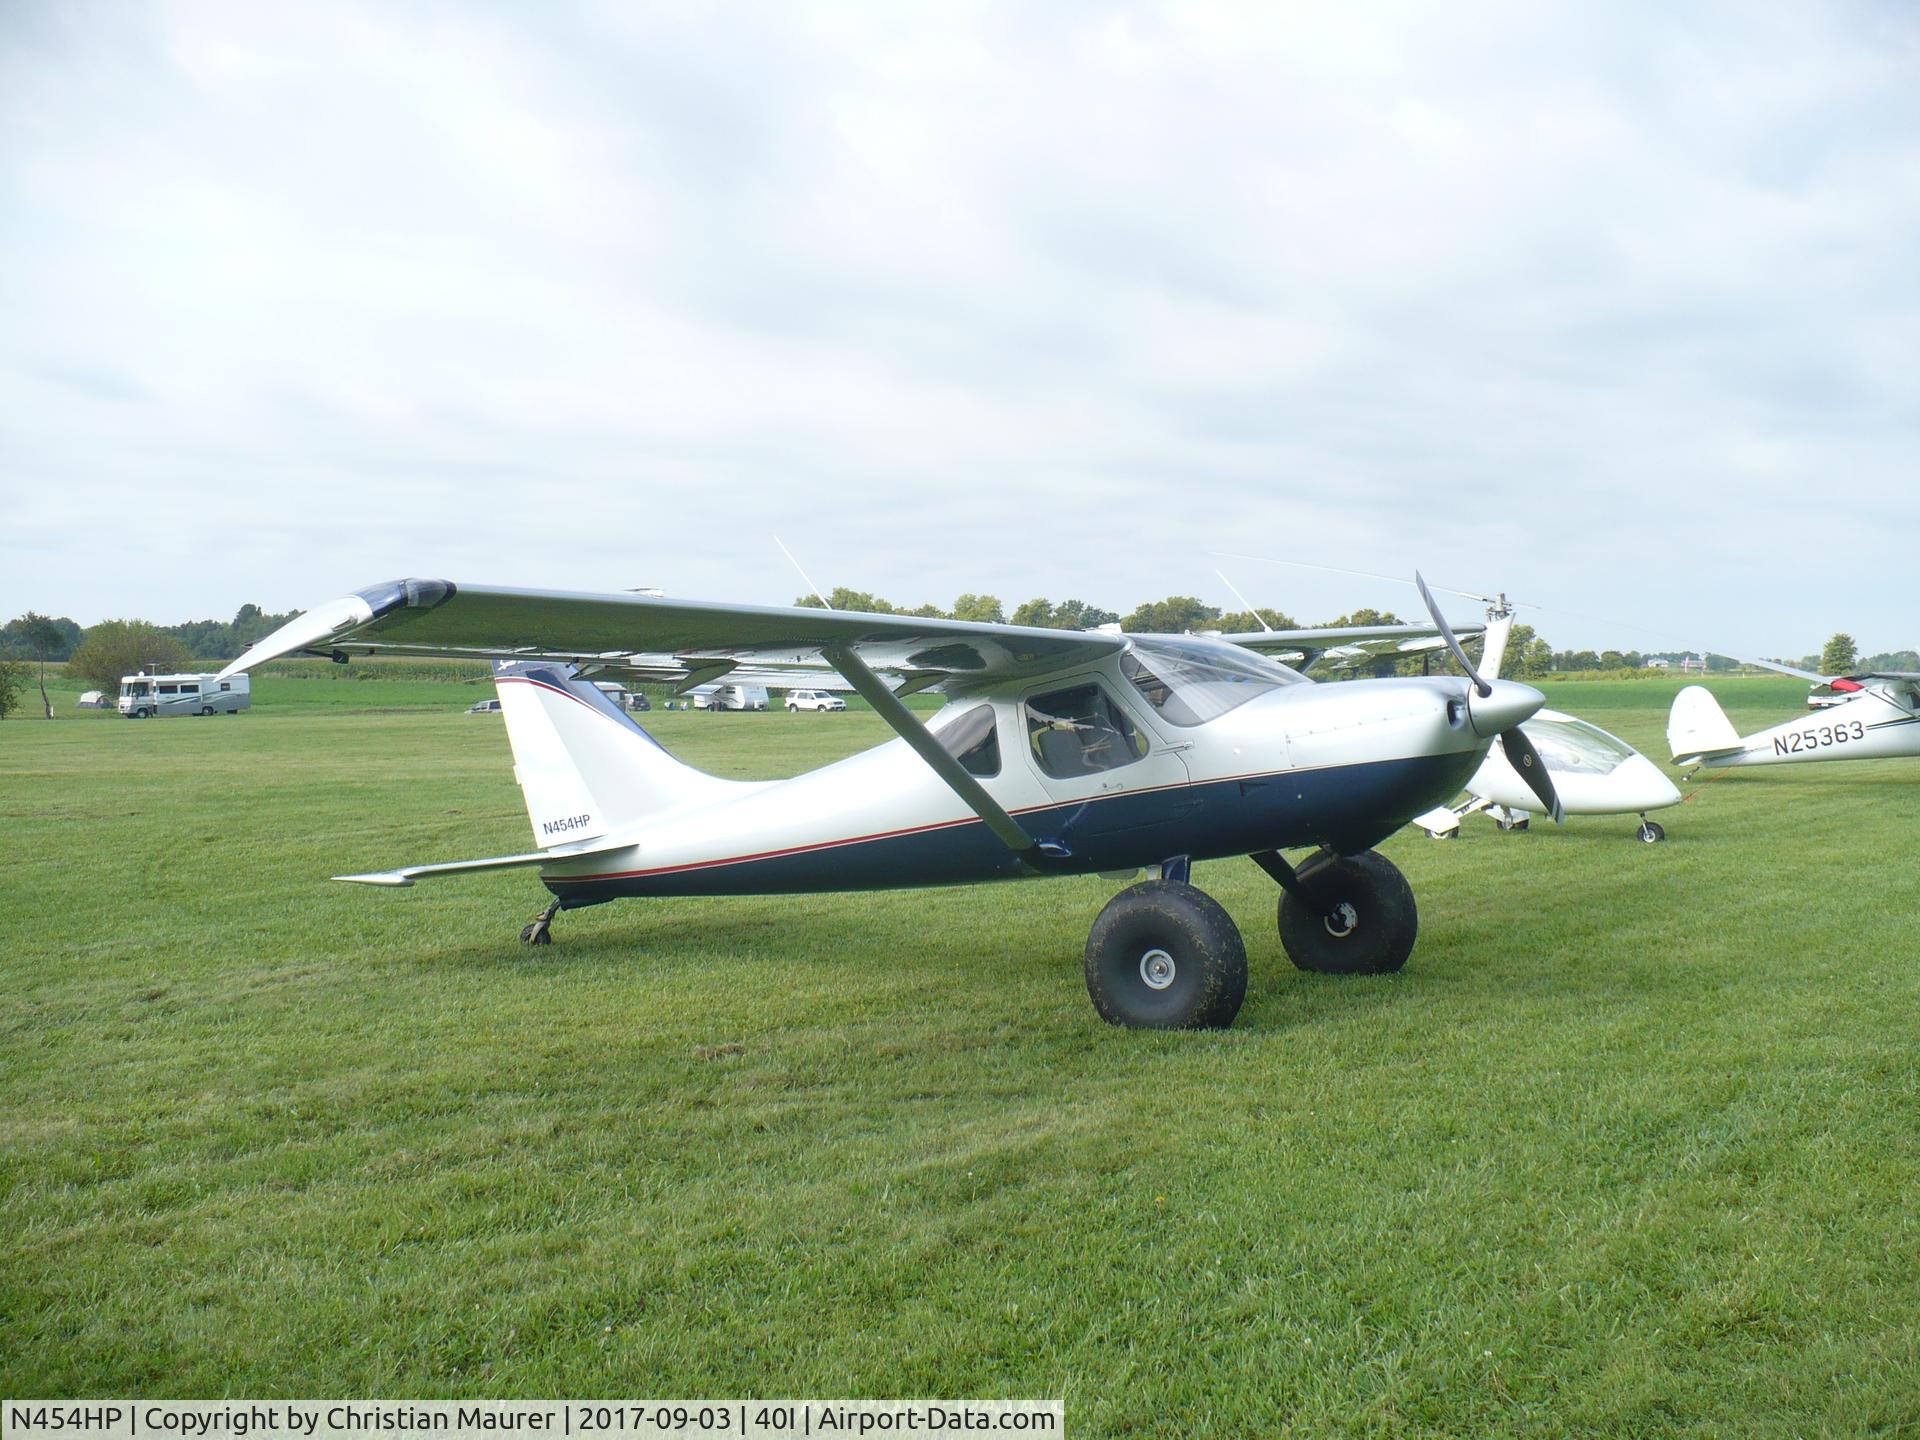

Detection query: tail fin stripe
(497, 671), (670, 753)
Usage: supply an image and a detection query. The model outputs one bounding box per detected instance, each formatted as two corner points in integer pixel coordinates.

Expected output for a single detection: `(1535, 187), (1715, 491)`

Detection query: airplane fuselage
(1695, 684), (1920, 770)
(539, 667), (1501, 905)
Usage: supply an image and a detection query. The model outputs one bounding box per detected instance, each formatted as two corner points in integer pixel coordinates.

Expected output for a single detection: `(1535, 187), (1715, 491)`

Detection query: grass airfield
(3, 675), (1917, 1434)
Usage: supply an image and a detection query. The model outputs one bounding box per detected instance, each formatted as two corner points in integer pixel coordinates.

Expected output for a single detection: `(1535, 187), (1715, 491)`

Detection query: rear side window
(1025, 684), (1148, 778)
(936, 704), (1000, 777)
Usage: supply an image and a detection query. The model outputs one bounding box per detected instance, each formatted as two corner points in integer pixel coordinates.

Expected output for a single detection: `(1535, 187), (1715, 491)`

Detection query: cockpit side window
(1025, 684), (1149, 778)
(1121, 636), (1299, 726)
(935, 703), (1001, 778)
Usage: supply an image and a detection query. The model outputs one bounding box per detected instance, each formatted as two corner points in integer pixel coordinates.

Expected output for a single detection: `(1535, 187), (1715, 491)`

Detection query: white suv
(786, 689), (846, 712)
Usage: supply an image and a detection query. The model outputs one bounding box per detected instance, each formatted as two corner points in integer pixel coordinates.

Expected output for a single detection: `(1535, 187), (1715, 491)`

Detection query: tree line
(0, 605), (299, 716)
(798, 588), (1327, 637)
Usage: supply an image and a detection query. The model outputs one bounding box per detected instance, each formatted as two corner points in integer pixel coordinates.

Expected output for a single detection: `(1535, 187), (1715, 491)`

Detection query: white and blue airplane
(220, 575), (1560, 1031)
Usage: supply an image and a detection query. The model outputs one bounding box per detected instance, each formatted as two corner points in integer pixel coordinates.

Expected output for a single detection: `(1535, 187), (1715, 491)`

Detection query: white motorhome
(118, 671), (251, 718)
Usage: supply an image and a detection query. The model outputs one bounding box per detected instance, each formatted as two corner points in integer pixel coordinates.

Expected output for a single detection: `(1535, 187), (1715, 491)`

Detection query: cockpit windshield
(1522, 715), (1637, 774)
(1120, 635), (1305, 727)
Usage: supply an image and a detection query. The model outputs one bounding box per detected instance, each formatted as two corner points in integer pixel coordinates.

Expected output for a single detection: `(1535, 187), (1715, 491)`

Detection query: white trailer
(118, 671), (251, 718)
(688, 683), (769, 711)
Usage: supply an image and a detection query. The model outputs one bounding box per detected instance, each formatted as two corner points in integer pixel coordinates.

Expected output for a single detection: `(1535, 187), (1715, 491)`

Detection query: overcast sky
(3, 1), (1915, 654)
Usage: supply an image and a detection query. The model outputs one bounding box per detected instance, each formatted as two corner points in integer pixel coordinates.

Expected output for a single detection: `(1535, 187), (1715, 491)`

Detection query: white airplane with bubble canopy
(1411, 600), (1681, 844)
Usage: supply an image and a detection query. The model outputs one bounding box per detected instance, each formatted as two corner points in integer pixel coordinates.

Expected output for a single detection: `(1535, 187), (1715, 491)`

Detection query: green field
(4, 675), (1917, 1434)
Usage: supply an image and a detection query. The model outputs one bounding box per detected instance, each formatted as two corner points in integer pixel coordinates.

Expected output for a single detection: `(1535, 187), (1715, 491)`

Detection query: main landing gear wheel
(1277, 851), (1418, 976)
(1495, 814), (1529, 832)
(1637, 819), (1666, 844)
(1085, 881), (1247, 1030)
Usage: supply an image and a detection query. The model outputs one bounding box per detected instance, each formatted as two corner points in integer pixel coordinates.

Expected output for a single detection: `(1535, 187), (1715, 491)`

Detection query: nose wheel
(1257, 849), (1419, 976)
(1637, 817), (1666, 844)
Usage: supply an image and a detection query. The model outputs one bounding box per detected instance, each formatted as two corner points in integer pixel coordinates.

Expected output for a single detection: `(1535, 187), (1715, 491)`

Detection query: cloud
(2, 0), (1916, 653)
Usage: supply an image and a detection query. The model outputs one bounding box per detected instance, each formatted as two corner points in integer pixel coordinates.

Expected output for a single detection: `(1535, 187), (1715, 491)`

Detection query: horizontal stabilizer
(1411, 804), (1463, 837)
(334, 837), (628, 888)
(1668, 685), (1744, 764)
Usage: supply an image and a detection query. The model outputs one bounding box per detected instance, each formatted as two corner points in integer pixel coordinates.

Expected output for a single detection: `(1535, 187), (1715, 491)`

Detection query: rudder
(1667, 685), (1743, 764)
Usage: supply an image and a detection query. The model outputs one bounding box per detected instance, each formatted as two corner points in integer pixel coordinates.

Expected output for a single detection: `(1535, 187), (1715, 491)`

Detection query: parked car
(467, 698), (502, 714)
(589, 681), (651, 712)
(786, 689), (847, 712)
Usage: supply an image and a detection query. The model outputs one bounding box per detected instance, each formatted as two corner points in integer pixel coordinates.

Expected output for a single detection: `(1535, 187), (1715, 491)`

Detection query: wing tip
(334, 871), (415, 887)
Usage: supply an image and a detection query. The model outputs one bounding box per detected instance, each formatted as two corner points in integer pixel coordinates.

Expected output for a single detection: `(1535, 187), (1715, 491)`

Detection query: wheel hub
(1322, 901), (1359, 939)
(1139, 948), (1177, 990)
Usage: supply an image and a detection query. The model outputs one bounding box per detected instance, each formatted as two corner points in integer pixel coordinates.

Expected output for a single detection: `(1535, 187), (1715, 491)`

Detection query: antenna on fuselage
(774, 534), (832, 609)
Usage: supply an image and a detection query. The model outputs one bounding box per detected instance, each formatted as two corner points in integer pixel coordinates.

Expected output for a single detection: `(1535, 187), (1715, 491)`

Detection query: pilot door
(1017, 677), (1195, 864)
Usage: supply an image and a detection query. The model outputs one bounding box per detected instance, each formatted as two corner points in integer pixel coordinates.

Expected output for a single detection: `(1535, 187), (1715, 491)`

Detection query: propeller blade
(1415, 570), (1491, 698)
(1499, 726), (1565, 825)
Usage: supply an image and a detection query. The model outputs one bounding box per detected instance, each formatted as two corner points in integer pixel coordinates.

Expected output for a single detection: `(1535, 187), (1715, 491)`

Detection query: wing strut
(822, 643), (1040, 859)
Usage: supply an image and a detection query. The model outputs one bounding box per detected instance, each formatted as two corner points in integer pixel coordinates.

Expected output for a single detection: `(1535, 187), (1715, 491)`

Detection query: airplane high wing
(1221, 622), (1485, 675)
(222, 580), (1478, 692)
(1689, 644), (1920, 690)
(1716, 654), (1920, 689)
(221, 578), (1124, 692)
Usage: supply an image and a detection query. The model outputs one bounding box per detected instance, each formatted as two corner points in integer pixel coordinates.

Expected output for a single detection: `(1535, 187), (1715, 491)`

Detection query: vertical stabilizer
(492, 661), (733, 847)
(1477, 612), (1514, 681)
(1667, 685), (1744, 764)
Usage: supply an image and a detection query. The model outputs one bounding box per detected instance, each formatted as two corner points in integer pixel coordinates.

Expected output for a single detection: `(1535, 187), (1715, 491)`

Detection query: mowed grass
(3, 676), (1917, 1435)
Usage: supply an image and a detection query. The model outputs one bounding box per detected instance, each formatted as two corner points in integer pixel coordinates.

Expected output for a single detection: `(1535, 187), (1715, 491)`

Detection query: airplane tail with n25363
(1669, 679), (1920, 771)
(222, 575), (1557, 1030)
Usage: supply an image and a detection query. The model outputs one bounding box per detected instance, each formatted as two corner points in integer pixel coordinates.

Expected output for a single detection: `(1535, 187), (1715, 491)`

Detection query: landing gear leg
(1637, 816), (1666, 844)
(1249, 847), (1338, 913)
(520, 897), (561, 946)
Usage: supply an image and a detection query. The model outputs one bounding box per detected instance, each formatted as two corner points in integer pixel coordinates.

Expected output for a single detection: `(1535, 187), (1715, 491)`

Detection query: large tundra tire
(1085, 881), (1247, 1030)
(1277, 851), (1418, 976)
